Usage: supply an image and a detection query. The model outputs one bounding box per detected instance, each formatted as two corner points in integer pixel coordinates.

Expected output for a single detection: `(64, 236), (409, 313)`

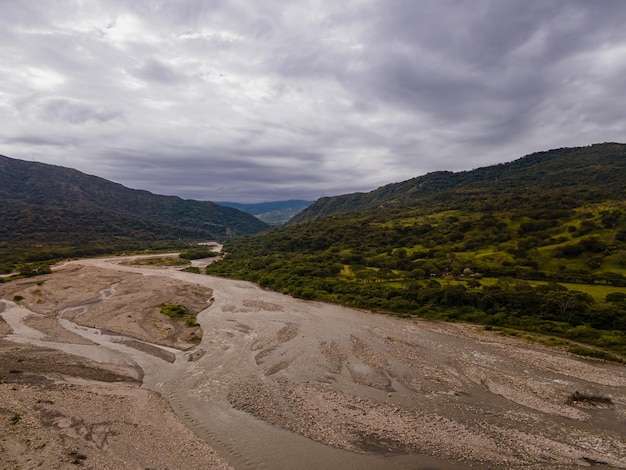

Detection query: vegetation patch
(567, 391), (613, 407)
(67, 450), (88, 465)
(179, 246), (220, 260)
(159, 303), (188, 318)
(188, 332), (201, 344)
(566, 345), (623, 362)
(9, 412), (22, 425)
(158, 303), (199, 328)
(125, 257), (190, 267)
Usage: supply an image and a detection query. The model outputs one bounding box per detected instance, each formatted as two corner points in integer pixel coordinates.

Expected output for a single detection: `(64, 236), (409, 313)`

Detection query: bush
(159, 303), (187, 318)
(185, 317), (199, 327)
(9, 413), (22, 425)
(567, 391), (613, 406)
(605, 292), (626, 303)
(128, 257), (189, 267)
(179, 247), (220, 260)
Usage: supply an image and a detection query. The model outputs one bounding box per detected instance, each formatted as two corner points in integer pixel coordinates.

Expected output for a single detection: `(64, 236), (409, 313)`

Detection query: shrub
(185, 317), (199, 327)
(179, 247), (220, 260)
(9, 413), (22, 425)
(605, 292), (626, 303)
(567, 391), (613, 406)
(128, 257), (188, 267)
(159, 303), (187, 318)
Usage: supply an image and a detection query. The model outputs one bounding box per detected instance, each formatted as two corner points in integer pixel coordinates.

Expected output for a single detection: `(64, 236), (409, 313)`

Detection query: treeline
(208, 254), (626, 354)
(0, 239), (192, 276)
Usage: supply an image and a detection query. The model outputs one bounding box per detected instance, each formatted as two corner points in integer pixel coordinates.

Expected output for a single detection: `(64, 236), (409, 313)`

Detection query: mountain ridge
(292, 142), (626, 223)
(0, 154), (268, 267)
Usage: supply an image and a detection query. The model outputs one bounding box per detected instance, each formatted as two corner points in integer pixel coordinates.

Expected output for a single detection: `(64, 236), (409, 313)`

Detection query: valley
(1, 144), (626, 468)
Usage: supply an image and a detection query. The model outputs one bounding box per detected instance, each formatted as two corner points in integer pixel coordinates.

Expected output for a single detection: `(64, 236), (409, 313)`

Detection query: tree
(546, 291), (593, 322)
(605, 292), (626, 303)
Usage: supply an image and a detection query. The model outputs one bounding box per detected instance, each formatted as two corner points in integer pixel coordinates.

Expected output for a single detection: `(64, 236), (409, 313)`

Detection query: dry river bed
(1, 255), (625, 469)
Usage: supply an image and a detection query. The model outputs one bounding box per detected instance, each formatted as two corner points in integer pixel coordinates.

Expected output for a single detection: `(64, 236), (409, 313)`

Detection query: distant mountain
(292, 143), (626, 223)
(0, 154), (268, 264)
(217, 200), (313, 224)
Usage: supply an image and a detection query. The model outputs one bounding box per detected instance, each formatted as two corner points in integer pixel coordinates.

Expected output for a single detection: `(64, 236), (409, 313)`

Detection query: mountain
(208, 143), (626, 361)
(0, 154), (268, 266)
(218, 200), (313, 224)
(292, 143), (626, 223)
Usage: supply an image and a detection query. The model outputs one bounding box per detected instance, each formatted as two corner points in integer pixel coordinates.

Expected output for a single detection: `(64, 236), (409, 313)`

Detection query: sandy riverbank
(1, 256), (625, 469)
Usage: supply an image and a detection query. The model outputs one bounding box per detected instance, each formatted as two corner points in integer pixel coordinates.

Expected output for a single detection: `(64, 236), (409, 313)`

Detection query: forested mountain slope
(209, 143), (626, 361)
(293, 143), (626, 222)
(0, 154), (268, 267)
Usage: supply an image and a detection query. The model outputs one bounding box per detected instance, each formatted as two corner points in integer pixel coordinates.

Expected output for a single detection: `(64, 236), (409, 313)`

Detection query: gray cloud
(134, 59), (184, 84)
(37, 98), (120, 124)
(1, 0), (626, 202)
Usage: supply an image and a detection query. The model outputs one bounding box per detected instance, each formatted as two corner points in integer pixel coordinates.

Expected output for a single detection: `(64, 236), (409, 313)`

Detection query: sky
(2, 1), (626, 203)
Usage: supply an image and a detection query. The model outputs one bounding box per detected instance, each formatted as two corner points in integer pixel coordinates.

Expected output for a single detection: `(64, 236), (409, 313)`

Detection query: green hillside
(0, 154), (268, 271)
(293, 143), (626, 222)
(208, 144), (626, 361)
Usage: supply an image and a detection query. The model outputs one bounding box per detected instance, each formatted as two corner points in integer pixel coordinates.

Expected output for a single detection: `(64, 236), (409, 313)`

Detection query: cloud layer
(2, 0), (626, 201)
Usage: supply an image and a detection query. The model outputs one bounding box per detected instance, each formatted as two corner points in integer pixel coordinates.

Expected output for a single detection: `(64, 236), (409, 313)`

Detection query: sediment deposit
(1, 256), (625, 469)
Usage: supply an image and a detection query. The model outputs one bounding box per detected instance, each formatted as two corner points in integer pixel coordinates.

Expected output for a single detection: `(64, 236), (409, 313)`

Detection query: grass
(566, 344), (623, 362)
(489, 327), (625, 364)
(185, 317), (199, 327)
(158, 303), (200, 329)
(447, 277), (626, 303)
(188, 332), (201, 344)
(159, 303), (188, 318)
(558, 282), (626, 303)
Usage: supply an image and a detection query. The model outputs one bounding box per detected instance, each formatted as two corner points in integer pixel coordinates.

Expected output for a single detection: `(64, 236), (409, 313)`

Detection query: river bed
(1, 256), (625, 469)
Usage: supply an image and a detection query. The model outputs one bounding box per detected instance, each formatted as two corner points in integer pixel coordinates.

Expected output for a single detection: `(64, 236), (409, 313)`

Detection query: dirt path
(1, 256), (625, 469)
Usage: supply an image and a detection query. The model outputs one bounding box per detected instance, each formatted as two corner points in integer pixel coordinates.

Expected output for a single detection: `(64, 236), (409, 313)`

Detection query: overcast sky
(2, 1), (626, 202)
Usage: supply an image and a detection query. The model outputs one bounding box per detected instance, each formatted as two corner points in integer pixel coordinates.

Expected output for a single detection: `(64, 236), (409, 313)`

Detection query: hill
(217, 200), (313, 224)
(208, 143), (626, 361)
(293, 143), (626, 222)
(0, 154), (268, 270)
